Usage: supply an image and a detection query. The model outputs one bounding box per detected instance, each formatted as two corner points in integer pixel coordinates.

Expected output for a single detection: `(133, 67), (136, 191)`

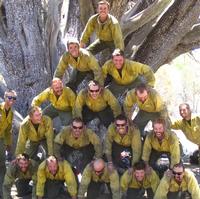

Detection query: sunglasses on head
(172, 171), (183, 176)
(72, 125), (83, 130)
(6, 96), (17, 100)
(89, 89), (100, 93)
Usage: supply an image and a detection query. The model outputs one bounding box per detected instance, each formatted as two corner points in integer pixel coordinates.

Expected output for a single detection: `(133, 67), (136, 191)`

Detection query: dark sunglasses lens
(73, 125), (83, 130)
(7, 96), (16, 100)
(89, 89), (99, 93)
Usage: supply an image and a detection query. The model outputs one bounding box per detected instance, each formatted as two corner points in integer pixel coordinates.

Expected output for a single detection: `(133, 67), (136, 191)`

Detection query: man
(0, 89), (17, 198)
(80, 0), (124, 55)
(154, 162), (200, 199)
(142, 118), (180, 178)
(36, 156), (77, 199)
(120, 160), (160, 199)
(54, 38), (103, 91)
(54, 117), (102, 173)
(78, 158), (120, 199)
(171, 103), (200, 155)
(123, 83), (170, 134)
(31, 78), (76, 126)
(74, 80), (121, 127)
(102, 49), (155, 97)
(105, 114), (142, 174)
(15, 106), (54, 161)
(3, 153), (38, 199)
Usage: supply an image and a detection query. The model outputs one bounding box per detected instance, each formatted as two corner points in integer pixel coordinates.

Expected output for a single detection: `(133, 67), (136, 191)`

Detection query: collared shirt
(102, 59), (155, 87)
(36, 160), (77, 197)
(171, 115), (200, 145)
(154, 169), (200, 199)
(80, 14), (124, 50)
(15, 115), (54, 156)
(142, 131), (180, 168)
(74, 88), (121, 118)
(0, 102), (13, 146)
(32, 86), (76, 111)
(78, 163), (120, 199)
(120, 168), (160, 194)
(105, 123), (141, 164)
(54, 126), (102, 158)
(54, 48), (103, 85)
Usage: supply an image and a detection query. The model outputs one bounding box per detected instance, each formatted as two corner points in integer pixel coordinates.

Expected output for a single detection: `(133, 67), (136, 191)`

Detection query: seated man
(102, 49), (155, 97)
(74, 80), (121, 127)
(54, 38), (103, 91)
(123, 83), (170, 135)
(80, 0), (124, 55)
(32, 78), (76, 126)
(15, 106), (54, 161)
(154, 162), (200, 199)
(142, 118), (180, 178)
(36, 156), (77, 199)
(54, 117), (102, 173)
(0, 89), (17, 198)
(78, 158), (120, 199)
(120, 160), (160, 199)
(3, 153), (38, 199)
(171, 103), (200, 161)
(105, 114), (142, 174)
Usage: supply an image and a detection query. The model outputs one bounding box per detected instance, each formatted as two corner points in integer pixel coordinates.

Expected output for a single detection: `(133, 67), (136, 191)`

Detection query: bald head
(51, 78), (63, 96)
(93, 159), (105, 175)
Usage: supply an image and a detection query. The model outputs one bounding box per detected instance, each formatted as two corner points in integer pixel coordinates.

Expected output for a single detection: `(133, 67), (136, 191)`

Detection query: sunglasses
(116, 123), (127, 127)
(172, 171), (183, 176)
(6, 96), (17, 100)
(72, 125), (83, 130)
(89, 89), (100, 93)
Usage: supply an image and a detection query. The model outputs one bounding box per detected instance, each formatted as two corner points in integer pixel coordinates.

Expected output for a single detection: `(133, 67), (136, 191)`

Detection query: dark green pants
(167, 191), (191, 199)
(126, 188), (154, 199)
(0, 138), (6, 198)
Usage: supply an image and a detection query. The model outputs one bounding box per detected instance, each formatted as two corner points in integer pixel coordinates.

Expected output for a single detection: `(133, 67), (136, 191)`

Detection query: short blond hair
(28, 106), (42, 117)
(98, 0), (110, 9)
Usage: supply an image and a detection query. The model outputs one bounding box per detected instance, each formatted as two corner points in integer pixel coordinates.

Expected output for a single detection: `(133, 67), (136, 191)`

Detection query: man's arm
(31, 88), (50, 107)
(73, 90), (86, 118)
(15, 125), (27, 155)
(142, 134), (152, 164)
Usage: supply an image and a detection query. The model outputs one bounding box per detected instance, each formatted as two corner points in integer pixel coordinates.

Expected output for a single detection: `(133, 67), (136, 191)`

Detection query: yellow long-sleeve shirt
(54, 126), (102, 158)
(15, 115), (54, 156)
(80, 14), (124, 51)
(36, 160), (77, 197)
(171, 115), (200, 146)
(54, 48), (103, 85)
(154, 169), (200, 199)
(105, 123), (142, 164)
(78, 163), (120, 199)
(0, 102), (13, 146)
(31, 86), (76, 111)
(74, 88), (121, 118)
(120, 168), (160, 194)
(102, 59), (155, 87)
(142, 131), (180, 168)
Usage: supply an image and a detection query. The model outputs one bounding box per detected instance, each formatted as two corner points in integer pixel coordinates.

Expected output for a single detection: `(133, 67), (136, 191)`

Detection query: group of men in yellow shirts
(0, 0), (200, 199)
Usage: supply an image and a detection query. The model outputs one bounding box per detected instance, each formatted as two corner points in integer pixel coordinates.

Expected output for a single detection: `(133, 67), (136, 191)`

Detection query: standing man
(142, 118), (180, 178)
(74, 80), (121, 127)
(15, 106), (54, 161)
(102, 49), (155, 97)
(78, 158), (120, 199)
(54, 38), (103, 91)
(120, 160), (160, 199)
(32, 78), (76, 126)
(105, 114), (142, 174)
(154, 162), (200, 199)
(80, 0), (124, 55)
(54, 117), (102, 173)
(36, 156), (77, 199)
(3, 153), (38, 199)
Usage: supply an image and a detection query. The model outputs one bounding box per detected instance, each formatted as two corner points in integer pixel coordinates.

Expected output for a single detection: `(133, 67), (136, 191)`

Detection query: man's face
(98, 3), (109, 19)
(52, 80), (63, 96)
(136, 90), (148, 103)
(18, 159), (29, 173)
(112, 55), (124, 70)
(68, 43), (79, 58)
(5, 92), (17, 108)
(88, 84), (101, 100)
(134, 169), (145, 182)
(172, 166), (184, 183)
(30, 110), (42, 124)
(115, 119), (127, 136)
(179, 105), (191, 120)
(47, 161), (58, 176)
(93, 161), (105, 176)
(153, 123), (165, 140)
(72, 121), (84, 138)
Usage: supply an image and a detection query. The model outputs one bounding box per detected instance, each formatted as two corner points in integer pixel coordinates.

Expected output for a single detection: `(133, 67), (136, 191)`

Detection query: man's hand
(79, 42), (85, 48)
